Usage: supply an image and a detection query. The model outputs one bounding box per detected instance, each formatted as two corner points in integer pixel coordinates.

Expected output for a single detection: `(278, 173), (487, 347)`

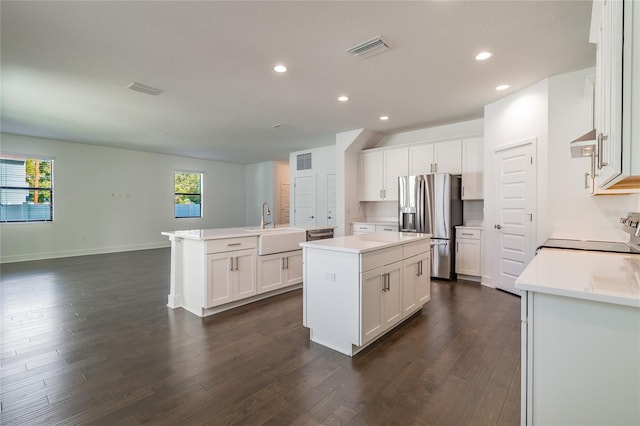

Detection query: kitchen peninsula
(162, 226), (325, 317)
(301, 232), (431, 356)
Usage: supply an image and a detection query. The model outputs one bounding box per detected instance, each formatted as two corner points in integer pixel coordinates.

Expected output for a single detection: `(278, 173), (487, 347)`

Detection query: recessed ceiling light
(337, 96), (350, 102)
(274, 64), (287, 73)
(379, 115), (389, 121)
(496, 84), (510, 91)
(475, 51), (493, 61)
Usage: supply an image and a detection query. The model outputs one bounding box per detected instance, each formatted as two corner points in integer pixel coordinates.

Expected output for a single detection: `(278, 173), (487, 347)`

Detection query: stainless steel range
(538, 212), (640, 254)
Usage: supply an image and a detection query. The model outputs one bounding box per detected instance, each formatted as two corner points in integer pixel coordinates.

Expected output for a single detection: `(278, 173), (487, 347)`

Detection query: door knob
(494, 224), (502, 229)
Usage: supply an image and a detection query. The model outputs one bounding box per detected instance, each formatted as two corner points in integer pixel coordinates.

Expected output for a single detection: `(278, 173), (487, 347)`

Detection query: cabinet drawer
(403, 239), (430, 258)
(352, 223), (375, 233)
(456, 228), (480, 240)
(375, 224), (398, 232)
(361, 246), (403, 272)
(206, 237), (258, 254)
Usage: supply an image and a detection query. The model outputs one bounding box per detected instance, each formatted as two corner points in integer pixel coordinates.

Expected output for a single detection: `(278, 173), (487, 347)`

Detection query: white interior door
(493, 140), (536, 295)
(293, 175), (316, 226)
(326, 173), (336, 226)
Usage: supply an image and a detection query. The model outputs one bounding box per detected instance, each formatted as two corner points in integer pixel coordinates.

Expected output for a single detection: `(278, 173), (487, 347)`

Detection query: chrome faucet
(261, 201), (273, 229)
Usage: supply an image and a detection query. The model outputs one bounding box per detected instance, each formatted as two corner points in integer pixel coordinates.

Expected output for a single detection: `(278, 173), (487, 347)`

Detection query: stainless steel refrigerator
(398, 174), (462, 279)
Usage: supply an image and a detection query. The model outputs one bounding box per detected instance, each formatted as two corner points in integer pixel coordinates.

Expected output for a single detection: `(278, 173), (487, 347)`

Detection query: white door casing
(293, 175), (316, 226)
(327, 173), (336, 226)
(493, 139), (537, 295)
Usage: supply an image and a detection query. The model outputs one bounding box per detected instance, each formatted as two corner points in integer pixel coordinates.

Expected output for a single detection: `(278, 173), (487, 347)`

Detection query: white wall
(547, 68), (639, 241)
(1, 133), (247, 262)
(289, 145), (336, 228)
(484, 79), (550, 287)
(483, 67), (640, 287)
(377, 118), (483, 147)
(245, 161), (275, 227)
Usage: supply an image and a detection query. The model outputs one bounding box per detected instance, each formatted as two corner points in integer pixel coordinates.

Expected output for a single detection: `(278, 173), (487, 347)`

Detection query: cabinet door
(455, 239), (481, 276)
(462, 137), (484, 199)
(434, 140), (462, 174)
(409, 144), (434, 175)
(594, 0), (624, 188)
(257, 254), (285, 294)
(207, 253), (234, 307)
(284, 251), (303, 286)
(383, 263), (403, 329)
(235, 250), (257, 300)
(417, 252), (431, 305)
(402, 252), (430, 317)
(361, 267), (385, 345)
(383, 147), (408, 200)
(360, 151), (384, 201)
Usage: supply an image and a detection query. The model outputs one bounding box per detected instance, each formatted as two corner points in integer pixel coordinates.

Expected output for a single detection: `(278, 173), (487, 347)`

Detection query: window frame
(174, 169), (203, 219)
(0, 155), (54, 224)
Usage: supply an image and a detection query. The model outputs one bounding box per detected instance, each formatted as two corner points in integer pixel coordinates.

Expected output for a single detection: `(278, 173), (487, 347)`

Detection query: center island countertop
(300, 231), (431, 254)
(162, 224), (335, 241)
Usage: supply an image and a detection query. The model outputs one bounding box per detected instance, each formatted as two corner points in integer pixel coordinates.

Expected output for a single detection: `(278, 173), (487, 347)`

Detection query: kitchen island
(515, 248), (640, 425)
(301, 231), (431, 356)
(162, 225), (332, 317)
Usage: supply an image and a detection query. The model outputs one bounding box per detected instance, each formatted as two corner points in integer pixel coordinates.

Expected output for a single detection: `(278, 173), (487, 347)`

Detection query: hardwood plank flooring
(1, 248), (521, 425)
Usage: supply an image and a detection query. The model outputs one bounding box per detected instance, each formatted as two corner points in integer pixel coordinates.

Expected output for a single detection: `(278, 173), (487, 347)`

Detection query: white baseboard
(0, 242), (170, 264)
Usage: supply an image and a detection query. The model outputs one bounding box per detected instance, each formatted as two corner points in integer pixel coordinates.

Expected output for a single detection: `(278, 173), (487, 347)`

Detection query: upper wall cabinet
(592, 0), (640, 190)
(461, 137), (484, 199)
(409, 140), (462, 175)
(360, 147), (408, 201)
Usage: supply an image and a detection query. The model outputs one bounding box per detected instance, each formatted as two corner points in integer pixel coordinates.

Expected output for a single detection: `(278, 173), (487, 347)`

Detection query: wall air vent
(127, 82), (164, 96)
(346, 36), (390, 60)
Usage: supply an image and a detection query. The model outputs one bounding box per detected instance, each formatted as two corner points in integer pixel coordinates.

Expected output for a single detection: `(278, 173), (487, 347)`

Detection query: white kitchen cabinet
(401, 251), (430, 317)
(375, 224), (398, 232)
(592, 0), (640, 190)
(257, 249), (303, 294)
(455, 227), (481, 278)
(359, 147), (408, 201)
(207, 248), (257, 307)
(302, 233), (431, 356)
(361, 261), (403, 345)
(461, 137), (484, 199)
(409, 140), (462, 175)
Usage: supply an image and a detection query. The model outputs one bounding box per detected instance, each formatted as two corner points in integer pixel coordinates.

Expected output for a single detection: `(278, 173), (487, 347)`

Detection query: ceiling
(1, 1), (595, 164)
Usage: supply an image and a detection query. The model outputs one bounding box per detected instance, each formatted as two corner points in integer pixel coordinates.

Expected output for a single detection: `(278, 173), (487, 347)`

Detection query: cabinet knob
(494, 224), (502, 230)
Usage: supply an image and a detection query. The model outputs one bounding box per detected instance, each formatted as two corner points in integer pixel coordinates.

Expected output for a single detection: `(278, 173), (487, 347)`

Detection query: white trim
(493, 137), (537, 153)
(0, 242), (170, 263)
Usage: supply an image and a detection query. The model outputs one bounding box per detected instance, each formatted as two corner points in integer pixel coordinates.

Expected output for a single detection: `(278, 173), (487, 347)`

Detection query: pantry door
(493, 139), (537, 295)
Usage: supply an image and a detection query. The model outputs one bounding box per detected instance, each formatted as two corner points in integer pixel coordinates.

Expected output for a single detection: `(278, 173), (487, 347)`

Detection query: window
(1, 156), (54, 223)
(174, 171), (202, 218)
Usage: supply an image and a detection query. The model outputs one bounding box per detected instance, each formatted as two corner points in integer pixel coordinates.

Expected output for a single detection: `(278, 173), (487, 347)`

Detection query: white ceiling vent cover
(127, 82), (164, 96)
(346, 36), (390, 60)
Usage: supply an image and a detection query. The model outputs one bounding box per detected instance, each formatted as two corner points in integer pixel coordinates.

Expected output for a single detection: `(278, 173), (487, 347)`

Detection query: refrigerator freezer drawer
(430, 239), (453, 279)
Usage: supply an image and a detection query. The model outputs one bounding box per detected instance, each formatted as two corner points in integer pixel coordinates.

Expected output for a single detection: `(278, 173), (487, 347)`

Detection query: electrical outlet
(324, 272), (336, 281)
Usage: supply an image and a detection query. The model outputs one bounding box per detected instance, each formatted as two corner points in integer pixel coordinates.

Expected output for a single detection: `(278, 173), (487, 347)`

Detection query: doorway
(493, 139), (537, 295)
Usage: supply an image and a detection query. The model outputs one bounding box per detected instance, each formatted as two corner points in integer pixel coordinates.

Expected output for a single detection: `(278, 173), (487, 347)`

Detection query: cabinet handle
(281, 258), (285, 270)
(229, 257), (234, 271)
(462, 186), (465, 197)
(234, 257), (239, 271)
(461, 232), (473, 236)
(380, 189), (383, 199)
(434, 163), (438, 173)
(584, 172), (590, 189)
(286, 257), (289, 269)
(382, 273), (387, 292)
(417, 260), (422, 277)
(227, 243), (241, 247)
(386, 273), (391, 291)
(456, 241), (459, 252)
(597, 133), (609, 169)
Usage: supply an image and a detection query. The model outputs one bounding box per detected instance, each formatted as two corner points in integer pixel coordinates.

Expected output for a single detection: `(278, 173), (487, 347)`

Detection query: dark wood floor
(1, 248), (521, 425)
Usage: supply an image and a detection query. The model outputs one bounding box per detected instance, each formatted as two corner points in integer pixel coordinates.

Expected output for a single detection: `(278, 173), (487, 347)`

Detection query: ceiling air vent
(127, 82), (164, 96)
(346, 36), (390, 60)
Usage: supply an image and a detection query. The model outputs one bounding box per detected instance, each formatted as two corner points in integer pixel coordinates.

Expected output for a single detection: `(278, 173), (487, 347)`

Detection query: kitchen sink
(256, 229), (306, 255)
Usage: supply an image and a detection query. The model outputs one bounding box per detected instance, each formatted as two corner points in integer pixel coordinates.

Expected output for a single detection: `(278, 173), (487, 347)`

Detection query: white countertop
(515, 248), (640, 308)
(162, 224), (335, 241)
(456, 225), (483, 230)
(300, 231), (431, 254)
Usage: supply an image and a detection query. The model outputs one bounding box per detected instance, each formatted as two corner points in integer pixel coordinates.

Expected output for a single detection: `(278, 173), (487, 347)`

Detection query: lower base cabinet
(257, 250), (303, 293)
(402, 251), (430, 316)
(521, 290), (640, 425)
(361, 261), (402, 345)
(207, 249), (257, 307)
